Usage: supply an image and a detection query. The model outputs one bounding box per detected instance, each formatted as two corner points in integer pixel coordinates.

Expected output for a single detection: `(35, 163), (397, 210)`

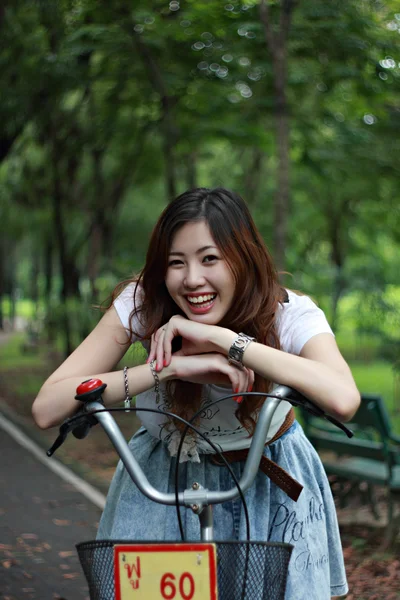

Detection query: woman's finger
(221, 363), (243, 403)
(149, 327), (166, 368)
(238, 368), (254, 402)
(155, 327), (167, 371)
(236, 369), (248, 403)
(247, 368), (255, 393)
(163, 325), (175, 367)
(234, 366), (253, 403)
(147, 333), (156, 364)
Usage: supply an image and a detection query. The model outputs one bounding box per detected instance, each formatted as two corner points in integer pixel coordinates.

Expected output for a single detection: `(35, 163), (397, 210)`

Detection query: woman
(33, 188), (359, 599)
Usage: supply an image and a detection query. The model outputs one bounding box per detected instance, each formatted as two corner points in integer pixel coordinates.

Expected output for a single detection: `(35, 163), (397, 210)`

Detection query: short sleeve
(276, 290), (334, 355)
(113, 282), (147, 347)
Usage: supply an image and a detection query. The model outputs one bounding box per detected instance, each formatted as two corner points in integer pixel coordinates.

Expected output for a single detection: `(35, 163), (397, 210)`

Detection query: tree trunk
(51, 133), (75, 356)
(87, 218), (102, 302)
(259, 0), (297, 271)
(244, 147), (264, 206)
(44, 236), (53, 308)
(130, 24), (178, 201)
(162, 96), (177, 199)
(8, 264), (16, 331)
(186, 151), (197, 190)
(328, 207), (346, 332)
(331, 265), (345, 333)
(274, 107), (290, 271)
(43, 236), (56, 343)
(30, 247), (40, 319)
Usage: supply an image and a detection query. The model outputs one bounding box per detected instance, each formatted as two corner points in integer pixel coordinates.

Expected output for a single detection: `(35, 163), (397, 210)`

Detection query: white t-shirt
(114, 284), (333, 461)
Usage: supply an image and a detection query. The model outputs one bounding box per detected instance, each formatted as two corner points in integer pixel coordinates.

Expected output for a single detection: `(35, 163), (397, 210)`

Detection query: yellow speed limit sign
(114, 543), (218, 600)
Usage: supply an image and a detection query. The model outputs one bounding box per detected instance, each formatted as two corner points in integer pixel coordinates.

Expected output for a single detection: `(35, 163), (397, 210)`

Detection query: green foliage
(0, 0), (399, 359)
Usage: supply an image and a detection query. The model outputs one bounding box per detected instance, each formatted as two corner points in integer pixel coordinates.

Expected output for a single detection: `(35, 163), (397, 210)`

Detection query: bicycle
(47, 380), (353, 600)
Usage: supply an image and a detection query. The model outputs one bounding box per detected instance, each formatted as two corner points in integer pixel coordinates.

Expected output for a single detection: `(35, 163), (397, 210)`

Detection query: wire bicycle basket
(77, 539), (293, 600)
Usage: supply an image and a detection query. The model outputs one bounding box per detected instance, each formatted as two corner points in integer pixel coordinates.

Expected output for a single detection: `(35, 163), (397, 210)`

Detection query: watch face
(235, 338), (246, 348)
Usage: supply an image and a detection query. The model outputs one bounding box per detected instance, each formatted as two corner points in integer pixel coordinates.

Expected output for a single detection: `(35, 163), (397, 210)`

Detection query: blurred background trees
(0, 0), (399, 373)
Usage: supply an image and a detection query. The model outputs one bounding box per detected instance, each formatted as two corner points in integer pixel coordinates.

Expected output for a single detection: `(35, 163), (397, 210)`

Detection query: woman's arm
(208, 328), (360, 422)
(32, 307), (170, 429)
(151, 316), (360, 423)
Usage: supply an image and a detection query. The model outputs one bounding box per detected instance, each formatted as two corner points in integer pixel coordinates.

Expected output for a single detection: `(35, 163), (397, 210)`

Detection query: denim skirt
(97, 421), (348, 599)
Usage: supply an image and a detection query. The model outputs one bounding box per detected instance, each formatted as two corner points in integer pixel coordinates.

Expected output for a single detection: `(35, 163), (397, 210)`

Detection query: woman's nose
(184, 264), (206, 288)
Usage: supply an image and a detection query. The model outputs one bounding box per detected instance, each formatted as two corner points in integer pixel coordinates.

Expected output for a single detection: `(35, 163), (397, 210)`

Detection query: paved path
(0, 421), (103, 600)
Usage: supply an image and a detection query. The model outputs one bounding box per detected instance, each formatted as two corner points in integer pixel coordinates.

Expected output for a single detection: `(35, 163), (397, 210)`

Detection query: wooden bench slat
(323, 458), (400, 490)
(307, 432), (387, 461)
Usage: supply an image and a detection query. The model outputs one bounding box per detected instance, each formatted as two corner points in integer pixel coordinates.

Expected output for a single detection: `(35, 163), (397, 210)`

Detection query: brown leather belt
(209, 408), (303, 502)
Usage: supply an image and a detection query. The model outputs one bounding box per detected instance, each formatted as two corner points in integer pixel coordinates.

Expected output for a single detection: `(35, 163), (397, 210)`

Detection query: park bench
(302, 394), (400, 547)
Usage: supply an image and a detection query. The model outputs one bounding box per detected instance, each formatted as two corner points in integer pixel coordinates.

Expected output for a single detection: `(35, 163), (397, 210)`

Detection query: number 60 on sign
(114, 543), (218, 600)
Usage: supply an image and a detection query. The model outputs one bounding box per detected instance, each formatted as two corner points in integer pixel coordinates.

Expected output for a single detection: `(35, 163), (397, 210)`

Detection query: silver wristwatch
(228, 332), (255, 369)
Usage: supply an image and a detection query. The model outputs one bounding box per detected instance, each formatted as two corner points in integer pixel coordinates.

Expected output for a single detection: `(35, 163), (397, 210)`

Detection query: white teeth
(187, 294), (216, 304)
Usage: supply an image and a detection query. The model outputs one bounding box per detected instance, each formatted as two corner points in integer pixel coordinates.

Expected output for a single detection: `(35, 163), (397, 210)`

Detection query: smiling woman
(32, 187), (360, 600)
(165, 221), (235, 323)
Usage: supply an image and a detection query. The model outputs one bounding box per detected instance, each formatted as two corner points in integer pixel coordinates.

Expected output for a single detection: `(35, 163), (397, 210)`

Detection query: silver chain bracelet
(149, 359), (161, 404)
(123, 366), (131, 412)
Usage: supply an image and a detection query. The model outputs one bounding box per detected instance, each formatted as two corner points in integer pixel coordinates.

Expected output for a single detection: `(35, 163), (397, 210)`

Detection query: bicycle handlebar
(46, 380), (353, 508)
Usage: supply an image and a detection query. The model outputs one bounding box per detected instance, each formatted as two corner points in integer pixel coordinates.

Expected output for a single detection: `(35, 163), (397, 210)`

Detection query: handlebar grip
(72, 412), (99, 439)
(72, 422), (92, 440)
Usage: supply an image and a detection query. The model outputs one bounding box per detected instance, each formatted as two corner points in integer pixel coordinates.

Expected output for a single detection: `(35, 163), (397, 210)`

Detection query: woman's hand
(148, 315), (222, 369)
(170, 353), (254, 400)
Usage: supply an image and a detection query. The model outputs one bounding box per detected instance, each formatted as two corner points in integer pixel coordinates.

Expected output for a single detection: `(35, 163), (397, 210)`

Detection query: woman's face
(165, 220), (236, 325)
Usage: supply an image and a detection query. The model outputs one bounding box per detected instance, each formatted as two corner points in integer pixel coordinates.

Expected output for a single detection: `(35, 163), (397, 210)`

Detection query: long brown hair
(113, 188), (285, 434)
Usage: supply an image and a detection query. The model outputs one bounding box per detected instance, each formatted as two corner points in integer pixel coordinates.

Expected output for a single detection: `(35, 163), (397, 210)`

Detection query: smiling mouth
(186, 293), (217, 306)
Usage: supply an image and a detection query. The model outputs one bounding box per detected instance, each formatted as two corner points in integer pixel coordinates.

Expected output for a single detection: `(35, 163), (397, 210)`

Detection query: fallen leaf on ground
(58, 550), (74, 557)
(2, 559), (17, 568)
(52, 519), (71, 526)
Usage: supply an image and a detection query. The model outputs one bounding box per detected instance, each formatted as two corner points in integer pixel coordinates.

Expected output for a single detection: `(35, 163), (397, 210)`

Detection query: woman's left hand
(148, 315), (223, 371)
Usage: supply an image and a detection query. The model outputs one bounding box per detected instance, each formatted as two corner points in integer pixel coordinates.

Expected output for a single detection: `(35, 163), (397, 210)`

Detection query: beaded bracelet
(149, 359), (160, 404)
(123, 366), (131, 412)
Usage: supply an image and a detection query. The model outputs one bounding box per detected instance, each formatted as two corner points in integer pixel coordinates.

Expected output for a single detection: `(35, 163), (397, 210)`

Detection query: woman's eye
(203, 255), (218, 263)
(168, 259), (183, 266)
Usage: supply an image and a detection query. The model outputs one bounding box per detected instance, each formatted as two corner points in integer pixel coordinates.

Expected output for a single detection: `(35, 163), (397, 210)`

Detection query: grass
(350, 361), (395, 404)
(0, 332), (48, 369)
(350, 361), (400, 434)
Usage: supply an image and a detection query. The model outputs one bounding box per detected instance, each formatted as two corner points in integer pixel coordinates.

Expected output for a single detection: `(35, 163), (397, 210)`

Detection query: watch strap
(228, 332), (255, 368)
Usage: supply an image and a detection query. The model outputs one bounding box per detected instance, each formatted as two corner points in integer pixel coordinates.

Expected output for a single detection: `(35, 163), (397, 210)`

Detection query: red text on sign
(160, 572), (195, 600)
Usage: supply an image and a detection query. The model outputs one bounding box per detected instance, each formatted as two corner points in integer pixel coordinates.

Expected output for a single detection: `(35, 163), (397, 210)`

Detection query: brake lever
(283, 389), (354, 439)
(46, 431), (67, 456)
(46, 378), (108, 457)
(46, 418), (74, 457)
(323, 414), (353, 437)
